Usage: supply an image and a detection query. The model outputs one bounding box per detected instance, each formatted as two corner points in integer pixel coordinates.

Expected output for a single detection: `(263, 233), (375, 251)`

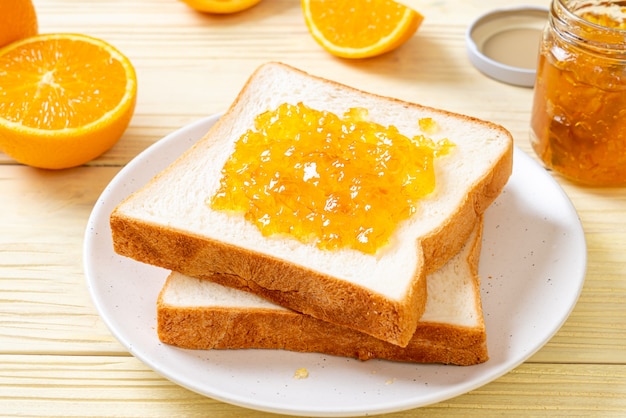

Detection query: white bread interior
(157, 220), (487, 366)
(111, 62), (512, 347)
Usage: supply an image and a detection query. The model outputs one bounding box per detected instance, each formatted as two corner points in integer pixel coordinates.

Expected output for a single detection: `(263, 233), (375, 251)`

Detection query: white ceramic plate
(84, 115), (587, 417)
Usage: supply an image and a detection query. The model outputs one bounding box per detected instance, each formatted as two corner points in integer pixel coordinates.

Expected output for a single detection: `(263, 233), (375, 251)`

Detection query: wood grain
(1, 356), (625, 417)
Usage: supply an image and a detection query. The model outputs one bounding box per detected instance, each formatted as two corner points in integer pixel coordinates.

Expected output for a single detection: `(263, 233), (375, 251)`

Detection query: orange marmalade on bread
(210, 102), (453, 254)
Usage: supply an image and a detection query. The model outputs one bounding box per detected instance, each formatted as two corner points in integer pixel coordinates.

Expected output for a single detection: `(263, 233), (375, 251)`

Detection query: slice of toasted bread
(111, 62), (512, 347)
(156, 220), (487, 366)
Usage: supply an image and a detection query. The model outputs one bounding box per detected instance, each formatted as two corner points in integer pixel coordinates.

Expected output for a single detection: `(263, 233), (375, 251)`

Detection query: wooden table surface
(2, 0), (626, 416)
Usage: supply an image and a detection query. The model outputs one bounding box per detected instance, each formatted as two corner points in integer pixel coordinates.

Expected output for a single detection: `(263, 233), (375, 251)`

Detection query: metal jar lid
(466, 6), (549, 87)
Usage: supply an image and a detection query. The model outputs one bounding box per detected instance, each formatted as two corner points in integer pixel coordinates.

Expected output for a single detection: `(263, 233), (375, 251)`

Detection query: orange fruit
(179, 0), (262, 14)
(0, 33), (137, 169)
(0, 0), (38, 48)
(301, 0), (424, 59)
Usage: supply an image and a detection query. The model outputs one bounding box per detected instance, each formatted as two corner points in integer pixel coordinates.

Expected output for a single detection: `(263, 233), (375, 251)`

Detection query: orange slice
(179, 0), (262, 14)
(0, 33), (137, 169)
(301, 0), (423, 59)
(0, 0), (38, 48)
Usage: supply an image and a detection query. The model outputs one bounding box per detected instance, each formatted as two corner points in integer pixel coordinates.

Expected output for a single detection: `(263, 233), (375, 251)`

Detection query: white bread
(111, 62), (512, 347)
(157, 220), (487, 366)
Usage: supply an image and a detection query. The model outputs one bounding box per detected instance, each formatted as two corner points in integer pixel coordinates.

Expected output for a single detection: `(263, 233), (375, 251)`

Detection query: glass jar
(530, 0), (626, 186)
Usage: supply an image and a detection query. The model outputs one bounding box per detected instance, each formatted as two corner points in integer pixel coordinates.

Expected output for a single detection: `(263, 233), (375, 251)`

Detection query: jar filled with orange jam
(530, 0), (626, 186)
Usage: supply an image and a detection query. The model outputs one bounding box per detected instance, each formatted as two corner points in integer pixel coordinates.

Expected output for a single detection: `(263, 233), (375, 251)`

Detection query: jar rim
(553, 0), (626, 51)
(557, 0), (626, 33)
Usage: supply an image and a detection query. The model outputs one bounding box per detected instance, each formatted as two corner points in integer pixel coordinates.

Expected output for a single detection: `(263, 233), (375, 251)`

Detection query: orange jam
(530, 0), (626, 186)
(583, 8), (626, 29)
(210, 102), (454, 254)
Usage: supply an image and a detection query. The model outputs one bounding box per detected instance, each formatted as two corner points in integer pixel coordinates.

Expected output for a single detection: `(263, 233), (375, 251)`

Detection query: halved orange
(0, 33), (137, 169)
(0, 0), (38, 48)
(179, 0), (262, 14)
(301, 0), (424, 59)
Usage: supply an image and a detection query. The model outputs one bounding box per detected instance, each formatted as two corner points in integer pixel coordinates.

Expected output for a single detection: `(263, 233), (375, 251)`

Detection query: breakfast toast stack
(110, 62), (513, 365)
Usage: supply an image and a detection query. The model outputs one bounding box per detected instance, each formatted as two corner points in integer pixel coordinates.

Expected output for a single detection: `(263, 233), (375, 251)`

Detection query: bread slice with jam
(110, 62), (512, 347)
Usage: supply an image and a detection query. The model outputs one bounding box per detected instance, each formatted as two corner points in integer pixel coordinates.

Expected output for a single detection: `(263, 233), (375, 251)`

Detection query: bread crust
(157, 305), (487, 365)
(111, 62), (512, 348)
(111, 215), (427, 347)
(419, 142), (512, 274)
(155, 219), (487, 366)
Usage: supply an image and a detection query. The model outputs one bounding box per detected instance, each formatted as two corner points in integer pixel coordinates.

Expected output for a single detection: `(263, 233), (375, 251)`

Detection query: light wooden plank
(1, 355), (625, 417)
(1, 166), (125, 354)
